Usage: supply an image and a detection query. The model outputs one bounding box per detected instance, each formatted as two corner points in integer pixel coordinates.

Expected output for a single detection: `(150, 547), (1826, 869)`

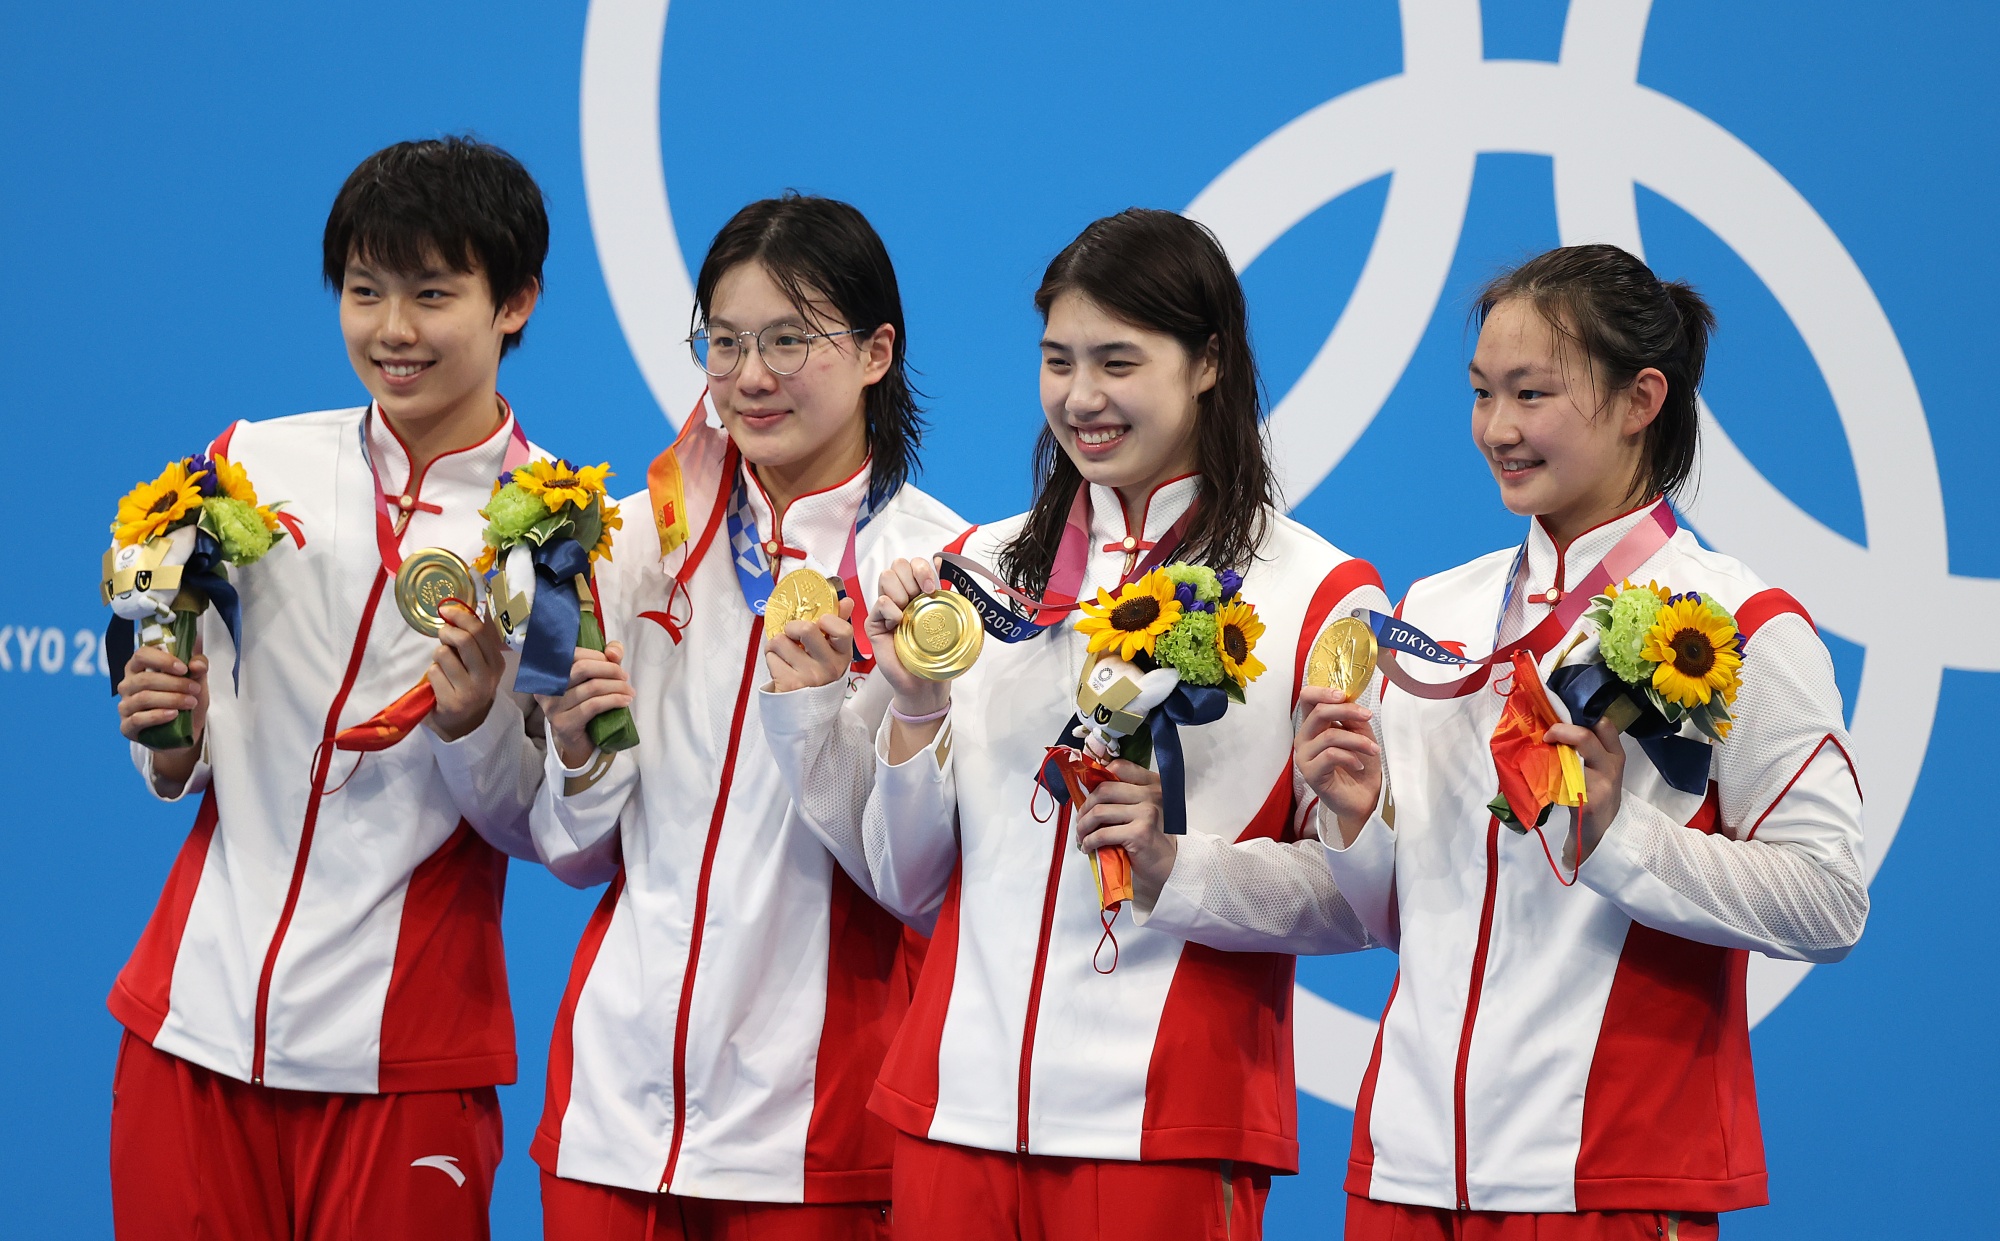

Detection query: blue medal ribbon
(936, 555), (1065, 644)
(512, 537), (591, 696)
(1546, 661), (1713, 796)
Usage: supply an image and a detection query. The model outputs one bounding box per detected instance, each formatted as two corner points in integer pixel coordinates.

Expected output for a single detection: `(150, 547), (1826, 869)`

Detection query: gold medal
(395, 547), (477, 638)
(895, 589), (984, 681)
(1305, 615), (1378, 702)
(763, 569), (841, 638)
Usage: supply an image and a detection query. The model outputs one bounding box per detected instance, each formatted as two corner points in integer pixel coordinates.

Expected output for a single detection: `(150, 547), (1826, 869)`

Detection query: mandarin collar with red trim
(365, 401), (519, 508)
(741, 455), (874, 578)
(1501, 497), (1673, 643)
(1081, 474), (1202, 595)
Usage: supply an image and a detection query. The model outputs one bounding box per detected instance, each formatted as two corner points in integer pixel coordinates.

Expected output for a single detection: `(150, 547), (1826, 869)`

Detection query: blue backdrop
(4, 1), (1994, 1235)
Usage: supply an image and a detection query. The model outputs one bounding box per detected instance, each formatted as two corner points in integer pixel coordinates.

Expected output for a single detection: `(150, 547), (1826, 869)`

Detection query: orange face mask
(1489, 650), (1587, 830)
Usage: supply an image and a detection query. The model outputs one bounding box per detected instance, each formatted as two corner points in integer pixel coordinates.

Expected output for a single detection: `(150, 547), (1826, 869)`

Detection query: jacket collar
(1080, 473), (1202, 597)
(741, 455), (874, 578)
(1501, 497), (1672, 643)
(365, 400), (518, 512)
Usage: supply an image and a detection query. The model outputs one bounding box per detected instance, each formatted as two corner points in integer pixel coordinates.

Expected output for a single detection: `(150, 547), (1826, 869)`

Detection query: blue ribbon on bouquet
(1034, 681), (1230, 836)
(104, 529), (246, 692)
(1546, 662), (1713, 796)
(511, 537), (591, 697)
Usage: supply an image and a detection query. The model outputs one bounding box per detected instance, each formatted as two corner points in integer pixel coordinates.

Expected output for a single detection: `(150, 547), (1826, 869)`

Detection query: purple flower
(1219, 569), (1244, 599)
(185, 453), (221, 496)
(1174, 582), (1198, 609)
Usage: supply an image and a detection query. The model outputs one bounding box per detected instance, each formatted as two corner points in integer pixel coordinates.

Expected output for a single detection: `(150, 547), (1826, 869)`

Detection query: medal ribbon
(361, 400), (532, 576)
(725, 461), (888, 669)
(1364, 503), (1678, 701)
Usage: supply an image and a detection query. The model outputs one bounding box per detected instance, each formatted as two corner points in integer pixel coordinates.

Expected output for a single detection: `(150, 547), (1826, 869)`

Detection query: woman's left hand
(1074, 760), (1177, 908)
(1543, 717), (1626, 863)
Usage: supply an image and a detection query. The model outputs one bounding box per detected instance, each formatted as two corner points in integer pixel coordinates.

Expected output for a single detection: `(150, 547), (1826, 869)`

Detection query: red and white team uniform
(528, 414), (961, 1224)
(761, 478), (1387, 1236)
(1326, 500), (1867, 1224)
(111, 404), (556, 1234)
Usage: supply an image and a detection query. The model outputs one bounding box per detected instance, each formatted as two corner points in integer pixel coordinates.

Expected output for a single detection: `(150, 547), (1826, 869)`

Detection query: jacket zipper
(1452, 815), (1503, 1209)
(250, 566), (390, 1085)
(1015, 803), (1072, 1154)
(658, 619), (763, 1190)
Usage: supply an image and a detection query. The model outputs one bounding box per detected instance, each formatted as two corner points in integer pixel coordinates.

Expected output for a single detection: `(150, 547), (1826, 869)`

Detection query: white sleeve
(526, 718), (637, 889)
(132, 738), (211, 802)
(1134, 576), (1391, 955)
(427, 687), (546, 860)
(859, 711), (960, 931)
(1578, 613), (1868, 963)
(758, 675), (893, 904)
(1135, 828), (1372, 954)
(1319, 804), (1399, 952)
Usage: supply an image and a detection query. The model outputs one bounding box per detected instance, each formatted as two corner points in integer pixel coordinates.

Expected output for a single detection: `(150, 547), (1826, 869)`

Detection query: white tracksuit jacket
(527, 417), (963, 1202)
(1326, 500), (1867, 1213)
(113, 405), (551, 1093)
(761, 477), (1388, 1171)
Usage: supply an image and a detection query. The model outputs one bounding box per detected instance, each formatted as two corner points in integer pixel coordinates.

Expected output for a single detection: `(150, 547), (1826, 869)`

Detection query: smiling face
(705, 260), (887, 504)
(1039, 292), (1215, 502)
(340, 250), (535, 443)
(1469, 297), (1665, 544)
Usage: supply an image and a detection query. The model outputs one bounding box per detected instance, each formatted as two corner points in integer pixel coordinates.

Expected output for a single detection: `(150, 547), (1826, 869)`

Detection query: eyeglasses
(686, 323), (875, 378)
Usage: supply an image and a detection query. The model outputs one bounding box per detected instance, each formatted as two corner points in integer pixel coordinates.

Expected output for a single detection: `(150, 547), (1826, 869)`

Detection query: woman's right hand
(1294, 686), (1383, 847)
(536, 640), (634, 770)
(118, 643), (209, 790)
(866, 557), (952, 718)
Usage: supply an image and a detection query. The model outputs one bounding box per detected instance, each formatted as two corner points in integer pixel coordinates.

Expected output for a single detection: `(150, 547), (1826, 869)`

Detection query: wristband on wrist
(889, 700), (951, 725)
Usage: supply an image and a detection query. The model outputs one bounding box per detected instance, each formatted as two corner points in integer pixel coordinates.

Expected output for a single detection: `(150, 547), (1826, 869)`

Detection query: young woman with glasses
(761, 208), (1390, 1240)
(525, 193), (963, 1240)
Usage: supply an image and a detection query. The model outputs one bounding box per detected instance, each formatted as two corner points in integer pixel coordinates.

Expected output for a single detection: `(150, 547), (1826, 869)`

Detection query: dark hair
(322, 135), (550, 356)
(1474, 244), (1715, 503)
(997, 208), (1275, 597)
(692, 193), (924, 508)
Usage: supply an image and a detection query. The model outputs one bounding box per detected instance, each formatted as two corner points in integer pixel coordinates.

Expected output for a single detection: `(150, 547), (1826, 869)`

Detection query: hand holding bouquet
(103, 454), (290, 749)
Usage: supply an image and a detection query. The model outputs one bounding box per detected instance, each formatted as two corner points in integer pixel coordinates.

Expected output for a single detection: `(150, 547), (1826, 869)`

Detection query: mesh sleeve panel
(1148, 832), (1373, 954)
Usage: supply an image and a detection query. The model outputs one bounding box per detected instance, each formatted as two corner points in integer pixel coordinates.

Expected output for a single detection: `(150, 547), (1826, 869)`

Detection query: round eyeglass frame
(685, 323), (876, 378)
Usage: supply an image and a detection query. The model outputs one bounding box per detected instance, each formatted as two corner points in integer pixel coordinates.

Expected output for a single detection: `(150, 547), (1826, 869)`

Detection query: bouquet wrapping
(102, 454), (289, 750)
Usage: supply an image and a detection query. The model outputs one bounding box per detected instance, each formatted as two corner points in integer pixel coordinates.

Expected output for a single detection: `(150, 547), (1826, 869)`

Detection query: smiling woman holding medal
(761, 209), (1390, 1241)
(1310, 246), (1869, 1240)
(522, 195), (963, 1240)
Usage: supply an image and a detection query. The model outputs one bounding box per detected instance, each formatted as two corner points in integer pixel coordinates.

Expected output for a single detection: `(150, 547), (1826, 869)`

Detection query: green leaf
(1222, 678), (1246, 705)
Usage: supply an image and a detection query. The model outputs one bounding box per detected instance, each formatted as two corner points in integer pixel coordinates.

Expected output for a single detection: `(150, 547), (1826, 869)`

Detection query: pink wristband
(889, 701), (951, 725)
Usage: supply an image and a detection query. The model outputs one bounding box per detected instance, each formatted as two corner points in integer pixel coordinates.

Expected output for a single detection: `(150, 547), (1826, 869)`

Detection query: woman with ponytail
(762, 208), (1389, 1239)
(1304, 244), (1868, 1239)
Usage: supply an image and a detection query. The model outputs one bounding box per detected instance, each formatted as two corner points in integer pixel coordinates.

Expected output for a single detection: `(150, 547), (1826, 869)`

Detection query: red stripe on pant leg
(108, 789), (219, 1040)
(802, 867), (913, 1203)
(1138, 769), (1301, 1170)
(377, 820), (516, 1092)
(868, 867), (962, 1136)
(1573, 928), (1768, 1212)
(533, 871), (627, 1173)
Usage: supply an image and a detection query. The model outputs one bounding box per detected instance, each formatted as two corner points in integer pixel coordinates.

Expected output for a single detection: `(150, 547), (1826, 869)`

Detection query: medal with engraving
(1305, 615), (1379, 701)
(763, 568), (841, 639)
(394, 547), (478, 638)
(894, 589), (984, 680)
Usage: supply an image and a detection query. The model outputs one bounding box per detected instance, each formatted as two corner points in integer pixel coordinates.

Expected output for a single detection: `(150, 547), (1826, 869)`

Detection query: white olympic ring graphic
(580, 0), (2000, 1110)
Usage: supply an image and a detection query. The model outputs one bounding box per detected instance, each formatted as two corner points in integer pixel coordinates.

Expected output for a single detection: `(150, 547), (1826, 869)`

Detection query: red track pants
(109, 1030), (503, 1240)
(1345, 1197), (1722, 1241)
(890, 1131), (1270, 1240)
(540, 1170), (890, 1240)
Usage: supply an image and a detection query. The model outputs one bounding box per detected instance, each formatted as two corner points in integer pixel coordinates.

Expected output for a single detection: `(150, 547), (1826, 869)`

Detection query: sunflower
(514, 459), (611, 511)
(1075, 569), (1182, 661)
(1214, 599), (1267, 685)
(590, 501), (623, 563)
(1641, 597), (1743, 709)
(472, 544), (497, 575)
(114, 460), (207, 546)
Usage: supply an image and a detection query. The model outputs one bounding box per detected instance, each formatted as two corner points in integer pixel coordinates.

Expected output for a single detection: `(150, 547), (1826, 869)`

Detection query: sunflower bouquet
(480, 459), (637, 753)
(103, 453), (290, 749)
(1583, 580), (1743, 741)
(1052, 565), (1264, 912)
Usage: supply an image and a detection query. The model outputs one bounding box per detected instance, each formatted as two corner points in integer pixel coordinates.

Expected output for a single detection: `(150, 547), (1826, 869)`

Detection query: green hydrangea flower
(203, 496), (275, 564)
(1602, 587), (1661, 685)
(483, 483), (553, 547)
(1164, 563), (1222, 603)
(1154, 610), (1225, 685)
